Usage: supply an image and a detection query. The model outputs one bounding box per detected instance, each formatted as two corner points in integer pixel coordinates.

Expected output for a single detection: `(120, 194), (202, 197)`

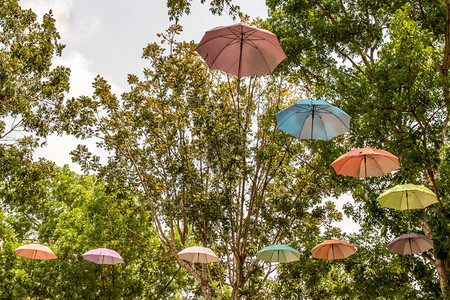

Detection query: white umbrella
(178, 246), (219, 264)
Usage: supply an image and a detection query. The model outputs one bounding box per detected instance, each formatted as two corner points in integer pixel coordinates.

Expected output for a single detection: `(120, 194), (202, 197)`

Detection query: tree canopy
(1, 0), (449, 298)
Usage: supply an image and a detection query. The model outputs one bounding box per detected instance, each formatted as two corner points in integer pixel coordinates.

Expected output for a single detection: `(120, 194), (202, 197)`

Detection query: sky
(20, 0), (359, 234)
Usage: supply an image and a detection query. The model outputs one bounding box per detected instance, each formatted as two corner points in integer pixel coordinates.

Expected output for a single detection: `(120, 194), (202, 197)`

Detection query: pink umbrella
(388, 233), (433, 255)
(82, 248), (124, 265)
(14, 244), (57, 260)
(331, 147), (400, 178)
(195, 23), (286, 78)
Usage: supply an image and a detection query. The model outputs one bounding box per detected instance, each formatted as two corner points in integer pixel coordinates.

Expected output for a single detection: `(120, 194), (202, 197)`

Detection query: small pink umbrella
(311, 240), (355, 260)
(388, 233), (433, 255)
(331, 147), (400, 178)
(14, 244), (57, 260)
(195, 23), (286, 79)
(82, 248), (124, 265)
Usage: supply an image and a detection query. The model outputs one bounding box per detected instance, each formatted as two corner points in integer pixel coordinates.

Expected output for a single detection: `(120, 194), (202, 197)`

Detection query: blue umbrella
(276, 100), (351, 140)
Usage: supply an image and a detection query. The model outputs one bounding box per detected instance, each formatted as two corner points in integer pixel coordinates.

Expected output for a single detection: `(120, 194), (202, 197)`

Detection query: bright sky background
(20, 0), (359, 234)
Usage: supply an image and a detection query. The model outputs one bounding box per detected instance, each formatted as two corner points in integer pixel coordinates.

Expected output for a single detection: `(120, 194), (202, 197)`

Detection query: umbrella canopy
(276, 100), (351, 141)
(377, 184), (438, 210)
(256, 245), (300, 263)
(178, 246), (219, 264)
(82, 248), (124, 265)
(388, 233), (433, 255)
(14, 244), (57, 260)
(331, 147), (400, 178)
(195, 23), (286, 78)
(311, 240), (355, 260)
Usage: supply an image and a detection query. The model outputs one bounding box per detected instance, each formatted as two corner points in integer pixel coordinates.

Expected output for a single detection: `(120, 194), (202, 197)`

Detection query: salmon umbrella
(14, 244), (57, 260)
(331, 147), (400, 178)
(256, 245), (300, 263)
(388, 233), (433, 255)
(82, 248), (124, 265)
(178, 246), (219, 264)
(311, 240), (355, 260)
(195, 23), (286, 79)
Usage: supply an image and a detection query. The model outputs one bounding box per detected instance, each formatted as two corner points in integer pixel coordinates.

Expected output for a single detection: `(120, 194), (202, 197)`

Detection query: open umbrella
(256, 245), (300, 263)
(276, 100), (351, 141)
(82, 248), (124, 265)
(178, 246), (219, 264)
(14, 244), (57, 260)
(195, 23), (286, 79)
(377, 184), (438, 211)
(311, 240), (355, 260)
(331, 147), (400, 178)
(388, 233), (433, 255)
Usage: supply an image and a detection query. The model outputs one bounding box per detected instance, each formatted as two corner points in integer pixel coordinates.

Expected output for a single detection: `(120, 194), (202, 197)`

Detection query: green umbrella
(256, 245), (300, 263)
(377, 184), (438, 210)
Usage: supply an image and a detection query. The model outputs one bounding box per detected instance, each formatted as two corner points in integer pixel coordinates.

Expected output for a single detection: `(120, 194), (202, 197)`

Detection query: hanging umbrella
(195, 23), (286, 78)
(377, 184), (438, 210)
(331, 147), (400, 178)
(388, 233), (433, 255)
(14, 244), (57, 260)
(311, 240), (355, 260)
(178, 246), (219, 264)
(256, 245), (300, 263)
(82, 248), (124, 265)
(276, 100), (351, 141)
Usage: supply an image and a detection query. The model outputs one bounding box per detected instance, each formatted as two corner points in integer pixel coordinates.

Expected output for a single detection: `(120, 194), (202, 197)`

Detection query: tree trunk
(435, 257), (449, 298)
(421, 218), (449, 297)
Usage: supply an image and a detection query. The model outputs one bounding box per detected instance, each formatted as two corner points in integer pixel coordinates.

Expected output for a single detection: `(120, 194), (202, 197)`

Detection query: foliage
(265, 0), (449, 297)
(0, 165), (191, 299)
(0, 0), (70, 141)
(64, 25), (345, 298)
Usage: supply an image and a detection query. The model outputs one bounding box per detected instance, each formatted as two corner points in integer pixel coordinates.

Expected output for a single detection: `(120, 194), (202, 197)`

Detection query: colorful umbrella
(331, 147), (400, 178)
(14, 244), (57, 260)
(195, 23), (286, 78)
(388, 233), (433, 255)
(311, 240), (355, 260)
(178, 246), (219, 264)
(256, 245), (300, 263)
(82, 248), (124, 265)
(377, 184), (438, 211)
(276, 100), (351, 141)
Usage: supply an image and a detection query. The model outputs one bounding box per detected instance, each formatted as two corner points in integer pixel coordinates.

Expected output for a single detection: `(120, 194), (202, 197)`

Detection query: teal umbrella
(276, 100), (351, 140)
(256, 245), (300, 263)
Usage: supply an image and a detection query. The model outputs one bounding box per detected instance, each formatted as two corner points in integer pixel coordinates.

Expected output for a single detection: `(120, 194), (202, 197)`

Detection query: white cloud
(53, 50), (124, 98)
(20, 0), (101, 43)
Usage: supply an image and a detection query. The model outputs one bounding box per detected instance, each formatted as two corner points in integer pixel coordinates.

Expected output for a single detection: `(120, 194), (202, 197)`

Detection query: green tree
(266, 0), (449, 297)
(66, 25), (343, 299)
(0, 0), (70, 142)
(1, 165), (190, 299)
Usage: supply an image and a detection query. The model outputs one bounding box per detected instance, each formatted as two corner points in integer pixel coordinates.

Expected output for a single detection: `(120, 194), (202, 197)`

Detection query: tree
(66, 25), (343, 299)
(265, 0), (449, 297)
(0, 0), (70, 142)
(0, 165), (190, 299)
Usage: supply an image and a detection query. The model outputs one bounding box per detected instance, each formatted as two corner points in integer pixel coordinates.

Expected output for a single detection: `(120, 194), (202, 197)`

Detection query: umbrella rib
(314, 112), (329, 140)
(315, 106), (350, 131)
(371, 156), (388, 175)
(207, 37), (241, 71)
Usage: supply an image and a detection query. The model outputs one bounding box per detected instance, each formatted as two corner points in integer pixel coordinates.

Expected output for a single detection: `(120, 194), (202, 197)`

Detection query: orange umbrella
(311, 240), (355, 260)
(14, 244), (57, 260)
(331, 147), (400, 178)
